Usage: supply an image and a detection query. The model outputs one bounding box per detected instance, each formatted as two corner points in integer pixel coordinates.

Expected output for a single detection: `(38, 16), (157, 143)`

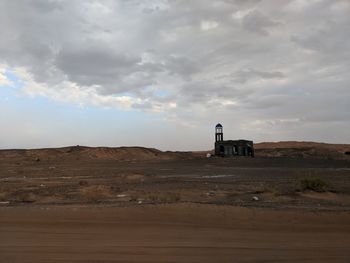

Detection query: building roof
(215, 139), (253, 145)
(215, 123), (223, 128)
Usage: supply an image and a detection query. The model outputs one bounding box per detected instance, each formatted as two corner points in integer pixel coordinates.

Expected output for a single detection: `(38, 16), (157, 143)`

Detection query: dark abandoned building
(214, 123), (254, 157)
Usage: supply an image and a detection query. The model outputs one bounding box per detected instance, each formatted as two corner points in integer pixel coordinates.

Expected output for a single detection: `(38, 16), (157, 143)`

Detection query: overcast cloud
(0, 0), (350, 149)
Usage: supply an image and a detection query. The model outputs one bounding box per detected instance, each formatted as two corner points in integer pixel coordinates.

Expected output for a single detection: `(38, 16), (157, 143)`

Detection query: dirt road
(1, 204), (349, 263)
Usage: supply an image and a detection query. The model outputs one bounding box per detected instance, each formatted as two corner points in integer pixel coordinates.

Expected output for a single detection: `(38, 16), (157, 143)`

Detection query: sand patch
(301, 192), (350, 204)
(125, 173), (145, 181)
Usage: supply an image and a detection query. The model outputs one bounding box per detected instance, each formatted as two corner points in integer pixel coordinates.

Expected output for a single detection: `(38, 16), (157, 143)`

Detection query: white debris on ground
(252, 196), (260, 201)
(206, 191), (215, 196)
(200, 174), (236, 179)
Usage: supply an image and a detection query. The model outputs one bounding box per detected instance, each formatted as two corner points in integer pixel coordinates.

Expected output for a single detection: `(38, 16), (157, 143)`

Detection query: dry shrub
(298, 177), (330, 192)
(78, 180), (89, 186)
(16, 192), (37, 203)
(148, 192), (181, 203)
(261, 185), (281, 196)
(79, 185), (113, 202)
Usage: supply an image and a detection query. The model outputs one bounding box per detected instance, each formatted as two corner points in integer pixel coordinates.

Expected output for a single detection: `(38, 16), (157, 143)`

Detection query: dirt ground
(1, 204), (350, 263)
(1, 146), (350, 262)
(1, 152), (350, 209)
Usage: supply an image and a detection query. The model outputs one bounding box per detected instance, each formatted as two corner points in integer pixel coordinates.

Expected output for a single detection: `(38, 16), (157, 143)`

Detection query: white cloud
(201, 20), (219, 31)
(0, 67), (11, 86)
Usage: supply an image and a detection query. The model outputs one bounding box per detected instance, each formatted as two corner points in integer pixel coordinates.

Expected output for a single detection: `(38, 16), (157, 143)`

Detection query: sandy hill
(0, 141), (349, 161)
(255, 141), (350, 159)
(0, 146), (193, 162)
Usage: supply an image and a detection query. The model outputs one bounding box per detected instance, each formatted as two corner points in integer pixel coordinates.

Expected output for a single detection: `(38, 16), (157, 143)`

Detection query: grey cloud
(231, 68), (285, 83)
(291, 21), (350, 62)
(55, 45), (140, 86)
(165, 55), (199, 80)
(245, 95), (289, 110)
(176, 81), (254, 108)
(28, 0), (63, 12)
(242, 10), (280, 35)
(0, 0), (350, 145)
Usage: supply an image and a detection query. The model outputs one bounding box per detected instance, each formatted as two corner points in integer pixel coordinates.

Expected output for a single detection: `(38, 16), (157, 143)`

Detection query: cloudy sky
(0, 0), (349, 150)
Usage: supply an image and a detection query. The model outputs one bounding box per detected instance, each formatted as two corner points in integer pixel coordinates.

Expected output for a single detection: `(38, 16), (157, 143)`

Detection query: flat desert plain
(0, 144), (350, 262)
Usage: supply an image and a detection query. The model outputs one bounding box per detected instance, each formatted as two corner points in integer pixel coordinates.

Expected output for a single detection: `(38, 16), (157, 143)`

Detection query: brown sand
(1, 204), (350, 263)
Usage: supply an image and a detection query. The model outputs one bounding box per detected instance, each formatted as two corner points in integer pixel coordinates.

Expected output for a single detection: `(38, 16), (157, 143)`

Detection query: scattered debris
(200, 174), (236, 179)
(252, 196), (260, 201)
(49, 166), (56, 170)
(40, 184), (45, 187)
(117, 194), (127, 198)
(0, 201), (10, 205)
(206, 191), (215, 196)
(206, 153), (211, 158)
(138, 200), (143, 204)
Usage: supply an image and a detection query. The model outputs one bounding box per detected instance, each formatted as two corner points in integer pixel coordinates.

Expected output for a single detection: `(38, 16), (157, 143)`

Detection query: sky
(0, 0), (349, 150)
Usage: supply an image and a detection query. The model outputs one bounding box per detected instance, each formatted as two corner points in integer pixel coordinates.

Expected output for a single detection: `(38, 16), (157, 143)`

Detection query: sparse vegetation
(16, 192), (37, 203)
(78, 180), (89, 186)
(0, 145), (348, 209)
(252, 184), (280, 195)
(297, 176), (331, 192)
(79, 185), (113, 202)
(148, 192), (181, 203)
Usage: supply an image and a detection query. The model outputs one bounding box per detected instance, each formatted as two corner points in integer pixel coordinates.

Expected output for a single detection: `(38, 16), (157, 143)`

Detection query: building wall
(215, 140), (254, 157)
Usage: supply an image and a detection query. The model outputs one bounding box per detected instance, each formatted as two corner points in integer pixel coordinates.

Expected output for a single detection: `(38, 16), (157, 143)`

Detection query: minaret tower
(215, 123), (223, 142)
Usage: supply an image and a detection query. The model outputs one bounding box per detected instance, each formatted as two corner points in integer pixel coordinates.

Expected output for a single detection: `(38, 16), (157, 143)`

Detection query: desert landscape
(2, 1), (350, 262)
(1, 142), (350, 262)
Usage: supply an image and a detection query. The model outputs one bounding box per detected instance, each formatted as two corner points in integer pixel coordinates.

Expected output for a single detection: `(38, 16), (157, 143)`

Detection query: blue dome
(215, 123), (223, 128)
